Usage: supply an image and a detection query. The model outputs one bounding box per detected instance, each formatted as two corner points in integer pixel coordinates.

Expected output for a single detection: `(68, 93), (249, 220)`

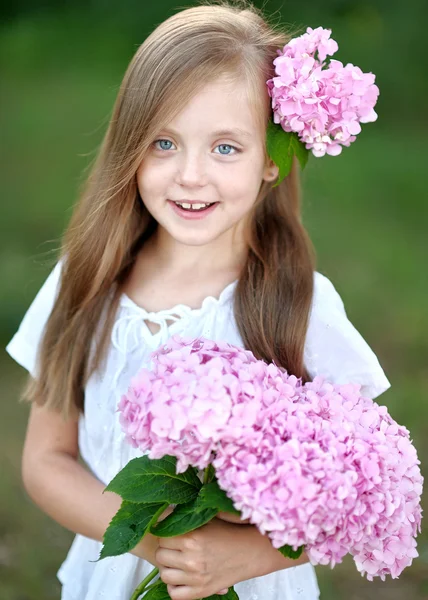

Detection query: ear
(262, 159), (279, 182)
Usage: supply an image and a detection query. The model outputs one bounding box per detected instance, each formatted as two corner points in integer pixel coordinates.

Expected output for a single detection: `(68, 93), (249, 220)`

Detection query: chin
(169, 230), (224, 247)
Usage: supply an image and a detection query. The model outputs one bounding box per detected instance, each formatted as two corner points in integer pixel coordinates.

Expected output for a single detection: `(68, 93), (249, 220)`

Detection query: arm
(215, 513), (309, 567)
(21, 397), (165, 566)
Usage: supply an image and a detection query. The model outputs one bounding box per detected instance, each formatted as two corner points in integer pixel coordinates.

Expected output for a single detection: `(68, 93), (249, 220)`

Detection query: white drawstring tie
(100, 303), (192, 475)
(110, 304), (192, 391)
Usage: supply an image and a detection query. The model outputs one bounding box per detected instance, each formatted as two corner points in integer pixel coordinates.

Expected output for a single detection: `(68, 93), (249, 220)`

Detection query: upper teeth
(175, 202), (211, 210)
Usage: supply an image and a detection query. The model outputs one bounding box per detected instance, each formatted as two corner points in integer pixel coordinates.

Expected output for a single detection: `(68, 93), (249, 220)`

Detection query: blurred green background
(1, 0), (427, 598)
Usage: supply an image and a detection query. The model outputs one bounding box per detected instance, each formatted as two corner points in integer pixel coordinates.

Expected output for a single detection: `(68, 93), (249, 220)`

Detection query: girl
(6, 2), (391, 599)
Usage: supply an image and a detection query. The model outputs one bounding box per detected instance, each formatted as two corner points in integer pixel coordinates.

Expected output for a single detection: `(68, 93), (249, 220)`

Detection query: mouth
(171, 200), (217, 212)
(168, 199), (219, 219)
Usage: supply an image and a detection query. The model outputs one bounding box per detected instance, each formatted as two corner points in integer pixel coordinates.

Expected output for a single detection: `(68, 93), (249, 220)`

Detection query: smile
(174, 201), (214, 211)
(168, 200), (219, 220)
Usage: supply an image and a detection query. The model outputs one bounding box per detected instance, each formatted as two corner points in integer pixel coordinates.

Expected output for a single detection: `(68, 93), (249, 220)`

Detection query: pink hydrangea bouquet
(266, 26), (380, 185)
(99, 337), (423, 600)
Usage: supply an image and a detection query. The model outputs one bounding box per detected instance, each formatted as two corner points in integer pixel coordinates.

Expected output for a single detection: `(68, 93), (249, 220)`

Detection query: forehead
(165, 75), (263, 137)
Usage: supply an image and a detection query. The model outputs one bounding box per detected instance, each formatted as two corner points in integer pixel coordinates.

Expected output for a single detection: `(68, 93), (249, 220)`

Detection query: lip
(168, 199), (218, 220)
(172, 199), (210, 204)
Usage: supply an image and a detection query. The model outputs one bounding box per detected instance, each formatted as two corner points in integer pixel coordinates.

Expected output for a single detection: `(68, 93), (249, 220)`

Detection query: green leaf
(290, 131), (309, 171)
(199, 480), (240, 515)
(141, 579), (170, 600)
(151, 479), (242, 537)
(98, 501), (168, 560)
(277, 543), (305, 560)
(104, 455), (202, 504)
(150, 495), (218, 537)
(266, 119), (292, 185)
(204, 587), (239, 600)
(266, 119), (309, 187)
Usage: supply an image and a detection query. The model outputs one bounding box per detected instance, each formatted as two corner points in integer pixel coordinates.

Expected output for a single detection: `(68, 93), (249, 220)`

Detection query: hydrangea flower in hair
(266, 26), (380, 185)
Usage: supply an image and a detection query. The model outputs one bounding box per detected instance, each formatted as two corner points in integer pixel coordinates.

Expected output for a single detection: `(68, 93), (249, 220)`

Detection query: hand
(155, 517), (262, 600)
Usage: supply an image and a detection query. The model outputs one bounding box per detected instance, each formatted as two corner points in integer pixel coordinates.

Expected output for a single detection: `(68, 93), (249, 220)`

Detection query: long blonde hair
(23, 0), (316, 419)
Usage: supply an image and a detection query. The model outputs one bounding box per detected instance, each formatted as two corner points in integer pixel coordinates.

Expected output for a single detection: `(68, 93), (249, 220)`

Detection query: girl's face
(136, 75), (278, 249)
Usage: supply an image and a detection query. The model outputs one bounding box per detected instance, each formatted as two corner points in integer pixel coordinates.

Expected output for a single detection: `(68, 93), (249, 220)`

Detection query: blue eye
(154, 139), (175, 151)
(153, 139), (240, 155)
(215, 144), (238, 155)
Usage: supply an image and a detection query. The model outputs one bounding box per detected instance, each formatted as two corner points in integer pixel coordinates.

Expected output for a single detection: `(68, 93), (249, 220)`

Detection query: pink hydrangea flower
(117, 336), (423, 580)
(266, 26), (380, 157)
(117, 336), (264, 472)
(214, 376), (423, 580)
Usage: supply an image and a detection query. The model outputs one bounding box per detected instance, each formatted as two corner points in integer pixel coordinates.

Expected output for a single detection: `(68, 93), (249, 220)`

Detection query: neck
(143, 226), (248, 280)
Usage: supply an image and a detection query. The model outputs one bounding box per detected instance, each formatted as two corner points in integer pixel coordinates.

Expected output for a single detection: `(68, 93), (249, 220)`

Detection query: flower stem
(203, 467), (210, 485)
(138, 581), (158, 594)
(130, 567), (159, 600)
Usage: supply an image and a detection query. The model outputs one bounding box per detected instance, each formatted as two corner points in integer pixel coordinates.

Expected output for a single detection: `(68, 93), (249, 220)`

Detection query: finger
(166, 584), (229, 600)
(167, 584), (192, 600)
(157, 535), (184, 550)
(159, 567), (189, 586)
(156, 547), (185, 569)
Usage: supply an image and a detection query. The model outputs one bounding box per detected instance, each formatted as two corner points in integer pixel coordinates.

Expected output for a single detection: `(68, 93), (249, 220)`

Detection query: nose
(175, 151), (207, 187)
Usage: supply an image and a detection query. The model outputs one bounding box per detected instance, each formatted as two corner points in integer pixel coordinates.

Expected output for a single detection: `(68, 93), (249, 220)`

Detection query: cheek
(136, 160), (166, 197)
(222, 158), (264, 205)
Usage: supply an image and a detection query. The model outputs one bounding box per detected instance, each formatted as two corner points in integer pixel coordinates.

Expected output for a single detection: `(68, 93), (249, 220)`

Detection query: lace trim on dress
(109, 278), (238, 392)
(110, 305), (193, 390)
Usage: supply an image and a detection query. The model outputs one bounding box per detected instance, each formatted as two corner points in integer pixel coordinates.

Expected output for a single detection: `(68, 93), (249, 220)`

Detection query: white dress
(5, 260), (391, 600)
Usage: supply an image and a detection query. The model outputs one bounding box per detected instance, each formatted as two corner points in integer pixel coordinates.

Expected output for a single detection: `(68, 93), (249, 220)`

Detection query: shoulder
(311, 270), (345, 313)
(5, 258), (65, 377)
(306, 270), (350, 346)
(305, 270), (391, 400)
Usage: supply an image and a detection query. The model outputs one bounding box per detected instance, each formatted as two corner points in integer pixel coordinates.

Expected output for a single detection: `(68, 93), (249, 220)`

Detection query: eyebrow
(161, 127), (253, 140)
(212, 128), (253, 139)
